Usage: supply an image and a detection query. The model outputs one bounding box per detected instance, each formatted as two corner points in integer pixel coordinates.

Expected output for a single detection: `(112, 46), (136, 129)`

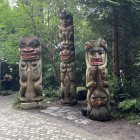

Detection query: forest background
(0, 0), (140, 120)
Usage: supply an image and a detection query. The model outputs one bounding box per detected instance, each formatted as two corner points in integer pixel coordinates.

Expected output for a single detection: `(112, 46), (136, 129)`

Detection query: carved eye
(89, 49), (95, 55)
(60, 46), (65, 51)
(98, 51), (103, 55)
(91, 96), (96, 99)
(29, 39), (40, 48)
(101, 96), (106, 99)
(65, 15), (70, 20)
(68, 45), (75, 51)
(19, 41), (26, 48)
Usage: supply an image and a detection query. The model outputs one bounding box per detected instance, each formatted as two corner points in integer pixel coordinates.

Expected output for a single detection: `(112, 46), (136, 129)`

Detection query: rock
(47, 106), (60, 110)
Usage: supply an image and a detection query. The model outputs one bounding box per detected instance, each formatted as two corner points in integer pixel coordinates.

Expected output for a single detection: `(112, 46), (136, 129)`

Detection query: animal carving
(60, 62), (76, 104)
(59, 10), (77, 105)
(19, 36), (43, 102)
(83, 38), (111, 121)
(59, 10), (74, 45)
(59, 44), (76, 105)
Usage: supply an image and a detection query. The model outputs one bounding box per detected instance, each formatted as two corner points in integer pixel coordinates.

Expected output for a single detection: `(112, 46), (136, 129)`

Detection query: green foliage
(122, 78), (140, 98)
(43, 88), (59, 101)
(108, 74), (121, 96)
(126, 112), (140, 124)
(118, 99), (140, 113)
(135, 51), (140, 66)
(0, 0), (139, 113)
(12, 92), (21, 109)
(42, 63), (59, 88)
(117, 98), (140, 123)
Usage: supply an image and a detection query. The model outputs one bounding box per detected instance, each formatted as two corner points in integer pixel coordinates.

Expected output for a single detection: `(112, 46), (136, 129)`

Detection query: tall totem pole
(58, 10), (77, 105)
(19, 36), (43, 104)
(84, 38), (111, 121)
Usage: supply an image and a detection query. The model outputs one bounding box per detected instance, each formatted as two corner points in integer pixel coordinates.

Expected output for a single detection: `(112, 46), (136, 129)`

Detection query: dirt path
(40, 100), (140, 140)
(0, 94), (139, 140)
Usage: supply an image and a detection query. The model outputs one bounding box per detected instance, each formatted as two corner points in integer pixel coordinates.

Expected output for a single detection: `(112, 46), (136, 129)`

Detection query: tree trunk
(112, 7), (120, 78)
(0, 61), (1, 91)
(122, 8), (131, 80)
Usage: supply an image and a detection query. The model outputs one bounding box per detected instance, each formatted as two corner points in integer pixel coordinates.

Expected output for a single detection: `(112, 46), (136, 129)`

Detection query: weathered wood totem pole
(19, 36), (43, 104)
(58, 10), (77, 105)
(83, 38), (111, 121)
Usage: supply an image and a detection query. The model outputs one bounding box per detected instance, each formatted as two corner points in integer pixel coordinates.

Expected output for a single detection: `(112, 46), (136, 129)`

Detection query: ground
(0, 94), (139, 140)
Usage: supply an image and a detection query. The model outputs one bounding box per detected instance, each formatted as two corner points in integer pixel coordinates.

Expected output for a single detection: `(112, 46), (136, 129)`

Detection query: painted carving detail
(59, 10), (74, 45)
(59, 10), (77, 105)
(60, 62), (76, 104)
(84, 38), (111, 121)
(19, 36), (43, 102)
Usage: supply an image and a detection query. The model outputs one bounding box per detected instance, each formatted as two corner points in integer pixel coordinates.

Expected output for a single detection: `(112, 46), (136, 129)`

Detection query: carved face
(19, 36), (41, 61)
(85, 38), (107, 67)
(90, 90), (108, 108)
(59, 10), (73, 27)
(59, 44), (75, 63)
(89, 89), (111, 121)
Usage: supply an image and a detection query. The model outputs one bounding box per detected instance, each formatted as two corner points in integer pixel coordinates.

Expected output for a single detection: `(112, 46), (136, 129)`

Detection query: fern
(118, 99), (140, 112)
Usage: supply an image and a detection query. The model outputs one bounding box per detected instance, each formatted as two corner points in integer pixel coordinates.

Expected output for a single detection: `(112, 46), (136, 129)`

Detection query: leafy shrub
(118, 99), (140, 113)
(126, 112), (140, 124)
(43, 87), (59, 101)
(123, 78), (140, 98)
(108, 74), (123, 102)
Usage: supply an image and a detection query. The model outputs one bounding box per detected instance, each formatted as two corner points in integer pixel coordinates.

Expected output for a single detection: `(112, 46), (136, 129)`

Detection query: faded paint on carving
(59, 10), (77, 105)
(19, 36), (43, 102)
(85, 38), (111, 121)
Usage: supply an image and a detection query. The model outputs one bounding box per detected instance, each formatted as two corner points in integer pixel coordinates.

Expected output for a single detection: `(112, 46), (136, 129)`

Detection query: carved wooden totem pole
(58, 10), (77, 105)
(19, 36), (43, 103)
(84, 38), (111, 121)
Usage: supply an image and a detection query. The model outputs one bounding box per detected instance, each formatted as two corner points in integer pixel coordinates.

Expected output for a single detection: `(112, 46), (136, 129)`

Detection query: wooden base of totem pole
(20, 101), (43, 110)
(60, 98), (77, 106)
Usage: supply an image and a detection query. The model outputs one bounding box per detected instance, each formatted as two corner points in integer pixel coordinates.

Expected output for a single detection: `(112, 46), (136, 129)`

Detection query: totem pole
(58, 10), (77, 105)
(19, 36), (43, 103)
(83, 38), (111, 121)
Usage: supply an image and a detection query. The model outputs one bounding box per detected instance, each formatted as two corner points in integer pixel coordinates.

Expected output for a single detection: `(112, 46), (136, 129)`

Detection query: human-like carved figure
(59, 10), (74, 45)
(59, 44), (76, 105)
(19, 36), (43, 102)
(82, 38), (111, 121)
(58, 10), (76, 105)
